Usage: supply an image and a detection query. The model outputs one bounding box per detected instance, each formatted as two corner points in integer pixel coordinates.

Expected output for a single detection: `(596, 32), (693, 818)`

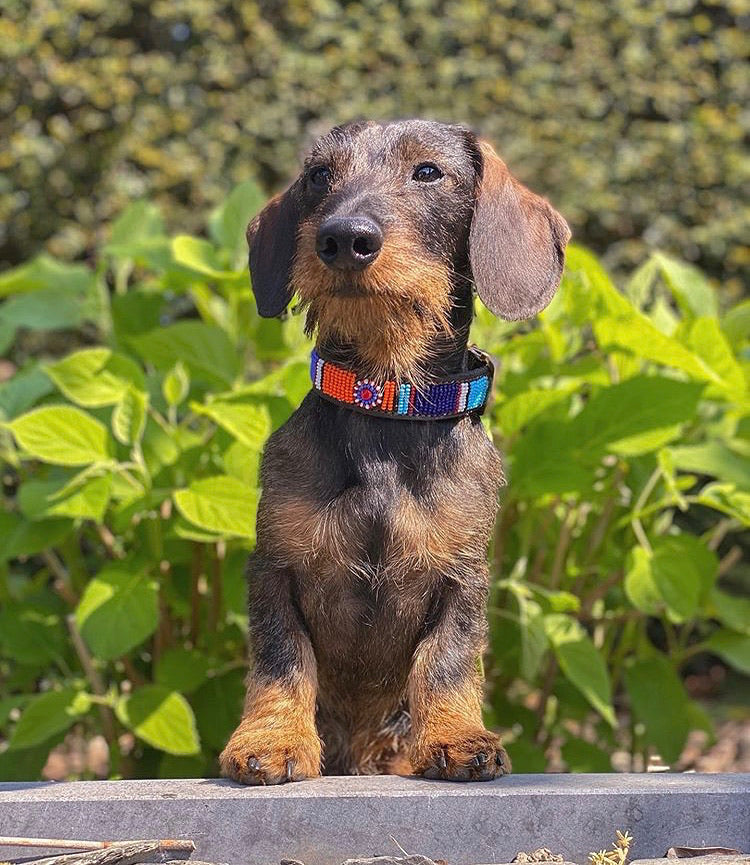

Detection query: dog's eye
(412, 163), (443, 183)
(308, 166), (332, 189)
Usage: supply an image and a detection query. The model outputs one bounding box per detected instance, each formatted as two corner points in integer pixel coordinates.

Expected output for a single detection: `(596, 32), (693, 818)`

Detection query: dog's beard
(292, 226), (455, 384)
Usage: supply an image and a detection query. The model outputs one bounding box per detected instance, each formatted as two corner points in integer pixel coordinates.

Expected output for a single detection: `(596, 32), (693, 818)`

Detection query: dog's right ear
(247, 182), (302, 318)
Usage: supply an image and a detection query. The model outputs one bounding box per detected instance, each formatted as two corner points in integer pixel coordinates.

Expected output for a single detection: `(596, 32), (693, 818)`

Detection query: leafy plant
(0, 188), (748, 779)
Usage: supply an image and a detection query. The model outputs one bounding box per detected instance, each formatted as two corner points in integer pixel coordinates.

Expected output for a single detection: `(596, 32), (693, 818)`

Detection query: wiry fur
(220, 119), (569, 784)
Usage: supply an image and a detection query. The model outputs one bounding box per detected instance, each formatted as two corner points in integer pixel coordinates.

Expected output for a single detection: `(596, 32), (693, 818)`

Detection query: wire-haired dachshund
(220, 119), (570, 784)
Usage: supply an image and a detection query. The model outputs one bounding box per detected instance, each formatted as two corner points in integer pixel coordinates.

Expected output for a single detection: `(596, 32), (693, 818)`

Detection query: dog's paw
(412, 729), (511, 782)
(220, 723), (322, 785)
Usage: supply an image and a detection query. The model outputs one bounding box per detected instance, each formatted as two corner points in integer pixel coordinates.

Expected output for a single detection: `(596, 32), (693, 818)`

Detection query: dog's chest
(260, 419), (502, 580)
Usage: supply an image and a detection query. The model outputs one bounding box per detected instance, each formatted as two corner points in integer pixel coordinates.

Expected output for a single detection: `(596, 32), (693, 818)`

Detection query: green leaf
(544, 614), (615, 726)
(681, 316), (746, 398)
(653, 252), (718, 319)
(594, 314), (732, 392)
(208, 180), (265, 263)
(496, 387), (574, 436)
(625, 536), (716, 622)
(668, 441), (750, 489)
(722, 299), (750, 346)
(570, 376), (704, 456)
(192, 399), (271, 450)
(155, 648), (210, 695)
(116, 686), (200, 755)
(561, 738), (612, 772)
(695, 483), (750, 526)
(624, 546), (662, 616)
(705, 630), (750, 675)
(0, 605), (65, 664)
(625, 655), (691, 763)
(504, 738), (547, 773)
(1, 288), (89, 331)
(19, 475), (112, 522)
(222, 440), (261, 487)
(191, 670), (245, 749)
(108, 200), (165, 248)
(112, 387), (148, 446)
(174, 475), (257, 539)
(0, 254), (94, 299)
(8, 405), (112, 465)
(0, 316), (15, 354)
(45, 348), (145, 408)
(710, 589), (750, 635)
(128, 322), (240, 387)
(8, 689), (90, 750)
(172, 235), (240, 280)
(75, 565), (159, 661)
(0, 367), (54, 421)
(0, 512), (71, 560)
(163, 361), (190, 407)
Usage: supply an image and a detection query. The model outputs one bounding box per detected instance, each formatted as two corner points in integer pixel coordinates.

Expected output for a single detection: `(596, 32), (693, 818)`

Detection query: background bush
(0, 186), (748, 779)
(1, 0), (748, 292)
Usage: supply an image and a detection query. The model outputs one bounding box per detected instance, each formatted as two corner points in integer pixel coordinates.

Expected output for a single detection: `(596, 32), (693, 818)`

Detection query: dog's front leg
(408, 572), (510, 781)
(220, 556), (321, 785)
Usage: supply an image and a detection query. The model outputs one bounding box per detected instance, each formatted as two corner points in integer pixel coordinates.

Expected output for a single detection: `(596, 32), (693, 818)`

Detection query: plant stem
(66, 614), (119, 770)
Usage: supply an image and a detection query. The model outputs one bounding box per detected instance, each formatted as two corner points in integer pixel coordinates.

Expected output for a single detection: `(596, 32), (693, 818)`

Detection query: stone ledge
(1, 774), (748, 865)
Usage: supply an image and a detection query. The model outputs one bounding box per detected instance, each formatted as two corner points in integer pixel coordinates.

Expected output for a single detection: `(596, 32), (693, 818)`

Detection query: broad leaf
(172, 235), (240, 280)
(117, 686), (200, 755)
(155, 648), (210, 695)
(0, 605), (65, 665)
(8, 405), (112, 465)
(544, 614), (615, 726)
(625, 655), (691, 764)
(0, 511), (71, 560)
(163, 361), (190, 407)
(19, 475), (112, 522)
(8, 689), (91, 750)
(76, 566), (159, 661)
(45, 348), (145, 408)
(705, 630), (750, 675)
(128, 322), (240, 387)
(208, 180), (265, 264)
(625, 535), (717, 622)
(174, 475), (257, 539)
(192, 399), (271, 450)
(112, 387), (148, 446)
(710, 589), (750, 635)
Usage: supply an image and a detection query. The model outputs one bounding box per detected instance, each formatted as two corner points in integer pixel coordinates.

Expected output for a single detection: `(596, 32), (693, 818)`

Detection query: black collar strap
(309, 346), (494, 420)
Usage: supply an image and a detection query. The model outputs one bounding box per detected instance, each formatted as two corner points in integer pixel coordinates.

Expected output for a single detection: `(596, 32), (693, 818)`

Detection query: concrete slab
(0, 774), (748, 865)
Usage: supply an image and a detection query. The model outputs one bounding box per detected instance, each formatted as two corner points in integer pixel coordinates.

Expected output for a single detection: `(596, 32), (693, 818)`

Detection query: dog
(220, 119), (570, 784)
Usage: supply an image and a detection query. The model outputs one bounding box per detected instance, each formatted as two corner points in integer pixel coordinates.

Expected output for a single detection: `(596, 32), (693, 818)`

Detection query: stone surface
(631, 859), (750, 865)
(0, 774), (748, 865)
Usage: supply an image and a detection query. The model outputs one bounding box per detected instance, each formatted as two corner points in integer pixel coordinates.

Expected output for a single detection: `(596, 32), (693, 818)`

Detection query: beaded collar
(309, 346), (494, 421)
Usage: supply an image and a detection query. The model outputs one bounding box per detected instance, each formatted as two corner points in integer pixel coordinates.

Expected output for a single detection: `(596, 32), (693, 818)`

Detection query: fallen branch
(0, 839), (195, 865)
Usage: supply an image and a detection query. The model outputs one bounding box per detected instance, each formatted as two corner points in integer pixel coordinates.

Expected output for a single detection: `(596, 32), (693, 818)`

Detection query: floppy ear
(247, 182), (302, 318)
(469, 141), (571, 320)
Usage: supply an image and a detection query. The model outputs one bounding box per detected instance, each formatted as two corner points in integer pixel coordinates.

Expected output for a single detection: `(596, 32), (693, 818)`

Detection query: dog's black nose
(316, 217), (383, 270)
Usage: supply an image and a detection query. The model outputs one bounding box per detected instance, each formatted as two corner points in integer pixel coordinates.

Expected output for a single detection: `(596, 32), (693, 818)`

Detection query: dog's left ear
(247, 181), (302, 318)
(469, 140), (571, 320)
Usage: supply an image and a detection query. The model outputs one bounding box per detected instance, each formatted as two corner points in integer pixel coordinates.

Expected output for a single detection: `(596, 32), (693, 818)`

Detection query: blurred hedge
(1, 0), (748, 292)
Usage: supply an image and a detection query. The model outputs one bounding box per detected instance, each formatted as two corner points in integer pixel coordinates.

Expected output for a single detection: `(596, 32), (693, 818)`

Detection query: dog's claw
(286, 759), (296, 781)
(436, 749), (447, 769)
(473, 752), (489, 767)
(247, 756), (260, 772)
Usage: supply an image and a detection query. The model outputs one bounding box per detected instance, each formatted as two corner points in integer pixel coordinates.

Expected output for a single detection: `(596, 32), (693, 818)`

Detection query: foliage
(1, 0), (748, 294)
(0, 186), (749, 780)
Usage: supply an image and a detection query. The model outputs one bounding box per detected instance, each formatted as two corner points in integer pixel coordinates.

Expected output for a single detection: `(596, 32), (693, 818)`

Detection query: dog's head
(248, 120), (570, 379)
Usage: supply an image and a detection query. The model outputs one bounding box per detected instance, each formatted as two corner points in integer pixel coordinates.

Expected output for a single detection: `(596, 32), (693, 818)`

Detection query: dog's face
(248, 119), (570, 379)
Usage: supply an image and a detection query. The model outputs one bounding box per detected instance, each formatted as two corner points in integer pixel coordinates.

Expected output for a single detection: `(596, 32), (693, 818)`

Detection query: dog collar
(309, 347), (494, 420)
